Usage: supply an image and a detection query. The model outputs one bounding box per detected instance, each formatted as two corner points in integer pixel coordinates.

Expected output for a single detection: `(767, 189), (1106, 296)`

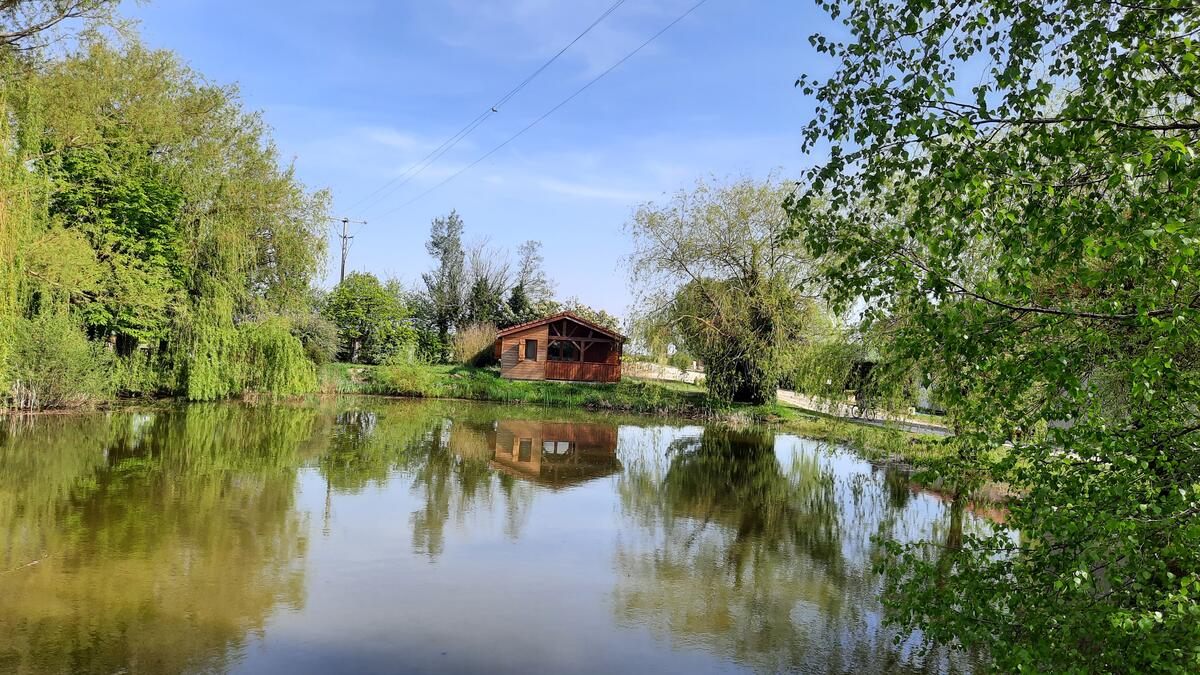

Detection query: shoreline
(4, 359), (1013, 517)
(2, 387), (1012, 520)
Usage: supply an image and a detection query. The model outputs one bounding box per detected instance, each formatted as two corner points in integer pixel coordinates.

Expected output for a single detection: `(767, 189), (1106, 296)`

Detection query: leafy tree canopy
(560, 297), (622, 334)
(2, 35), (329, 405)
(0, 0), (117, 49)
(627, 176), (829, 403)
(322, 273), (414, 365)
(792, 0), (1200, 669)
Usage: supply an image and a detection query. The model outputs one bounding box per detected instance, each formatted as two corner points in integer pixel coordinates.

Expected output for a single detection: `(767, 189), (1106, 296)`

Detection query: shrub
(112, 350), (170, 397)
(7, 314), (113, 410)
(415, 327), (447, 364)
(451, 323), (497, 367)
(667, 350), (694, 371)
(361, 319), (418, 365)
(289, 313), (340, 365)
(369, 355), (434, 397)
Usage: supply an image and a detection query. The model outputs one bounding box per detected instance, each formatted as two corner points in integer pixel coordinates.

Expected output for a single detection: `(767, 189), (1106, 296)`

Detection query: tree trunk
(115, 333), (137, 358)
(438, 321), (450, 363)
(730, 354), (772, 405)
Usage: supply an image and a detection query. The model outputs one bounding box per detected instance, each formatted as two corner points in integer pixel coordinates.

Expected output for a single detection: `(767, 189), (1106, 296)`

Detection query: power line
(330, 216), (367, 283)
(347, 0), (630, 216)
(372, 0), (711, 220)
(491, 0), (629, 111)
(350, 112), (491, 215)
(354, 0), (629, 216)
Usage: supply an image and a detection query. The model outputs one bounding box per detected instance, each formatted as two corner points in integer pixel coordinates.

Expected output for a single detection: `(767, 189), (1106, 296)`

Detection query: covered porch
(543, 317), (620, 383)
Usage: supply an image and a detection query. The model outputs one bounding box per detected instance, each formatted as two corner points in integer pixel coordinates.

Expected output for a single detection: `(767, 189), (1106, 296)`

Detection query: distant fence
(623, 361), (705, 385)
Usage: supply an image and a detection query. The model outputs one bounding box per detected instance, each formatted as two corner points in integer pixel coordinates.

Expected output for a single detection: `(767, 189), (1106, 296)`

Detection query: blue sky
(122, 0), (836, 318)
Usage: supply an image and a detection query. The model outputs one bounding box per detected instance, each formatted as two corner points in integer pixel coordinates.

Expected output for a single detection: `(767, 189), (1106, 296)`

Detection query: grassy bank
(319, 361), (960, 467)
(324, 361), (733, 417)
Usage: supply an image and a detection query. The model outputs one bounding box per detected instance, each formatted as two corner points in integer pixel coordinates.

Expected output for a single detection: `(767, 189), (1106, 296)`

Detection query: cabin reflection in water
(491, 419), (619, 488)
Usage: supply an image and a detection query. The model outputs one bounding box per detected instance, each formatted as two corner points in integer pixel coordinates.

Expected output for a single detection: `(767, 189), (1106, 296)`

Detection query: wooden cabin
(494, 311), (625, 383)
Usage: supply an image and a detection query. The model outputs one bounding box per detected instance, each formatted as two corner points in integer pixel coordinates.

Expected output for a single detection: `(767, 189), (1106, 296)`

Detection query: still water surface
(0, 399), (986, 674)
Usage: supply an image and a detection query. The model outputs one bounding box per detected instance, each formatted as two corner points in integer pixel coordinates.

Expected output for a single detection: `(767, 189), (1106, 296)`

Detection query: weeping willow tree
(0, 28), (329, 406)
(626, 176), (833, 404)
(0, 143), (26, 399)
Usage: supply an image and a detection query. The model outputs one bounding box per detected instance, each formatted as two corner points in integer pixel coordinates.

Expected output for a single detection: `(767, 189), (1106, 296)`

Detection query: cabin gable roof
(495, 311), (625, 342)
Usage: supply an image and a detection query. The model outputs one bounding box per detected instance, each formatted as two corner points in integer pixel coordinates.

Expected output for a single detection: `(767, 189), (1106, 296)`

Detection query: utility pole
(331, 217), (367, 284)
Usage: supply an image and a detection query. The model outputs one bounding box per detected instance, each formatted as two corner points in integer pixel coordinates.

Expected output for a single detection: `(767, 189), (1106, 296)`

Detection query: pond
(0, 398), (989, 673)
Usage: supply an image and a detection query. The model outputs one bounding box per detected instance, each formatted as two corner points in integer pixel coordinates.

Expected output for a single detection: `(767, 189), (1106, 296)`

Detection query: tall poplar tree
(420, 211), (466, 361)
(514, 240), (553, 304)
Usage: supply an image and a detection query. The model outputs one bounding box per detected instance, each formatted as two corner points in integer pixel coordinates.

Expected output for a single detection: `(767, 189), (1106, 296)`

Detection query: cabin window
(583, 342), (612, 364)
(547, 340), (580, 362)
(524, 339), (537, 360)
(543, 440), (573, 455)
(518, 438), (532, 462)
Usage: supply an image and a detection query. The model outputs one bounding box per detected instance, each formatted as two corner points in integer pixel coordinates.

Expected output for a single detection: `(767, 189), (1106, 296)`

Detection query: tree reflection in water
(407, 417), (502, 558)
(0, 402), (986, 674)
(0, 405), (316, 674)
(311, 403), (539, 559)
(614, 425), (978, 673)
(0, 401), (550, 672)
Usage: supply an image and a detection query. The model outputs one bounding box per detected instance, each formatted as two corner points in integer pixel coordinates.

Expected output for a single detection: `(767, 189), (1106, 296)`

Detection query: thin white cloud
(431, 0), (697, 78)
(280, 121), (476, 205)
(536, 177), (650, 203)
(361, 126), (424, 150)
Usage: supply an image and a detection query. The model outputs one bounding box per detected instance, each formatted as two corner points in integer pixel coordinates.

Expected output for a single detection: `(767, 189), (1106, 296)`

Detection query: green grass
(318, 362), (376, 394)
(363, 362), (724, 417)
(326, 361), (806, 419)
